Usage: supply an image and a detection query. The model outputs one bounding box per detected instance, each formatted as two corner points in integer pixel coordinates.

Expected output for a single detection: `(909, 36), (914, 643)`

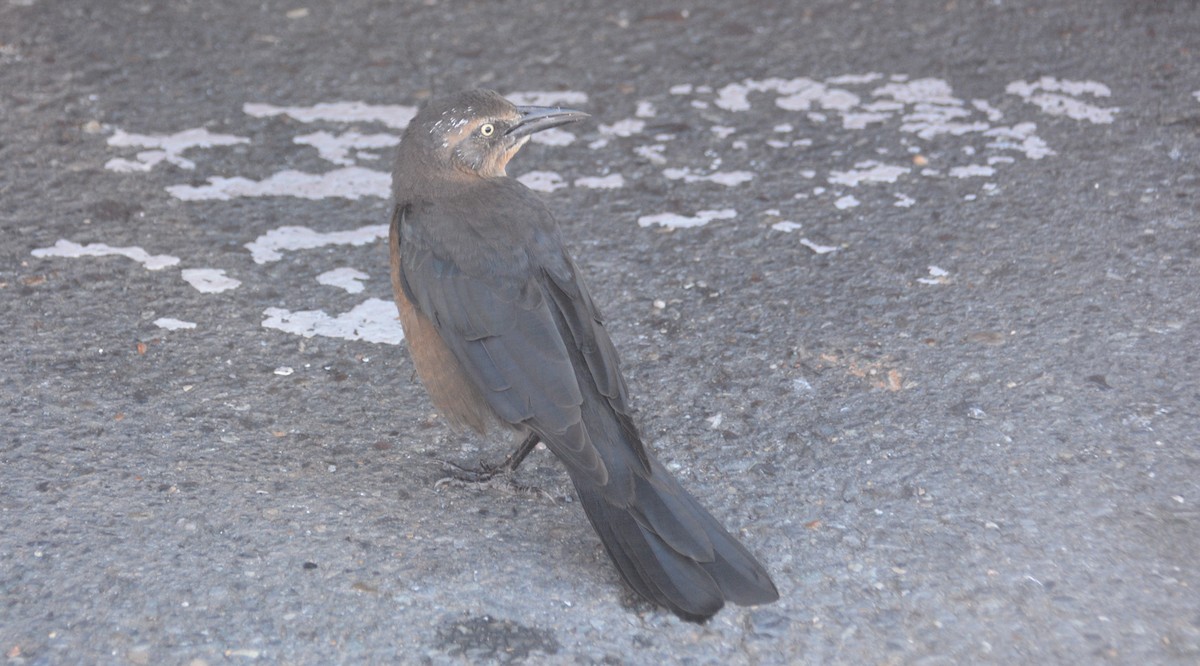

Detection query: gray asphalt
(3, 1), (1199, 663)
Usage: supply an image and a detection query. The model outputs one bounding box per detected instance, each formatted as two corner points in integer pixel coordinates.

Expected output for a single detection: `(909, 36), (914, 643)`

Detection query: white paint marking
(772, 221), (802, 233)
(105, 128), (249, 172)
(31, 239), (180, 270)
(712, 78), (859, 113)
(827, 72), (883, 85)
(777, 81), (856, 111)
(949, 165), (996, 178)
(635, 101), (657, 118)
(316, 267), (369, 294)
(637, 209), (737, 229)
(243, 101), (417, 129)
(828, 161), (910, 186)
(834, 195), (860, 209)
(863, 100), (904, 112)
(166, 166), (390, 201)
(972, 99), (1005, 122)
(983, 122), (1055, 159)
(294, 131), (399, 165)
(917, 265), (950, 285)
(873, 78), (961, 105)
(894, 193), (916, 207)
(1006, 77), (1118, 124)
(598, 119), (645, 137)
(574, 174), (626, 189)
(245, 224), (388, 264)
(1018, 93), (1119, 124)
(899, 104), (990, 140)
(800, 238), (839, 254)
(841, 112), (892, 129)
(516, 170), (566, 192)
(105, 150), (168, 173)
(634, 144), (667, 165)
(262, 298), (405, 345)
(181, 268), (241, 293)
(154, 318), (197, 331)
(1006, 76), (1111, 99)
(663, 167), (754, 186)
(530, 128), (577, 146)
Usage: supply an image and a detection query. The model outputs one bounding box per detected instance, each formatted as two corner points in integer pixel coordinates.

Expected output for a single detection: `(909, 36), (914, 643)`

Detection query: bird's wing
(541, 255), (631, 411)
(398, 197), (621, 485)
(539, 257), (649, 473)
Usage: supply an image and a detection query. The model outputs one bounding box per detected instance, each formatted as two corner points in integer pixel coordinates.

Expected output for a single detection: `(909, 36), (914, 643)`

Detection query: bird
(387, 89), (779, 622)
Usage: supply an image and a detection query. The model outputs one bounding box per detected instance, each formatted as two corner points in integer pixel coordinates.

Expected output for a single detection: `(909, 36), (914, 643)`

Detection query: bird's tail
(566, 445), (779, 622)
(540, 275), (778, 621)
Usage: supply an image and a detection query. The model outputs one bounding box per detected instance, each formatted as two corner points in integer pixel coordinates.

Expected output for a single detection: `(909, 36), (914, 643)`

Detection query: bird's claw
(431, 458), (551, 499)
(434, 457), (508, 483)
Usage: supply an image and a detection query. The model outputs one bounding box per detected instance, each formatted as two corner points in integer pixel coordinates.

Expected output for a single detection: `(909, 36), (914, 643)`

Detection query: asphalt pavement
(2, 1), (1199, 663)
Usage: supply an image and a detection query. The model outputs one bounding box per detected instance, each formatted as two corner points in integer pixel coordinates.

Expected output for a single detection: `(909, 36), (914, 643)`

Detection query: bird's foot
(434, 457), (510, 484)
(431, 458), (553, 500)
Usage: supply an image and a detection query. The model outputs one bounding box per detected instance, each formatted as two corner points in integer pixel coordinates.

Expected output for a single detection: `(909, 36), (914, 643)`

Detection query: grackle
(388, 89), (778, 622)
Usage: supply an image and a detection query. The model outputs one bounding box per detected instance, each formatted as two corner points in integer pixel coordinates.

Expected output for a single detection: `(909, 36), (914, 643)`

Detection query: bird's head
(400, 89), (589, 179)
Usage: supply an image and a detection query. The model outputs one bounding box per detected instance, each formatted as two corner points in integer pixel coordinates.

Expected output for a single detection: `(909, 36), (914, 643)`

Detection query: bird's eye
(479, 123), (495, 137)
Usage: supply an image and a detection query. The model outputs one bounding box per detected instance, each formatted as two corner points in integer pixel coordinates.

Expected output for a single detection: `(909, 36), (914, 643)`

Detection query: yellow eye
(479, 123), (495, 137)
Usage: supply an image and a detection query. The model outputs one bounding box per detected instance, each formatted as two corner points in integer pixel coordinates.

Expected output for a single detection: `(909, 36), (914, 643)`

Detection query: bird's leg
(499, 431), (540, 472)
(437, 433), (541, 483)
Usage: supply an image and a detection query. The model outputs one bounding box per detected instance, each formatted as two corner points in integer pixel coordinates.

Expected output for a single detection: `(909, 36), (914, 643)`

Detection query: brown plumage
(388, 89), (778, 622)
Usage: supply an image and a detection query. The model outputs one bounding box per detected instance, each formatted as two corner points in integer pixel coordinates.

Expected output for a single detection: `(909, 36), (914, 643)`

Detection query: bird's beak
(507, 105), (590, 139)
